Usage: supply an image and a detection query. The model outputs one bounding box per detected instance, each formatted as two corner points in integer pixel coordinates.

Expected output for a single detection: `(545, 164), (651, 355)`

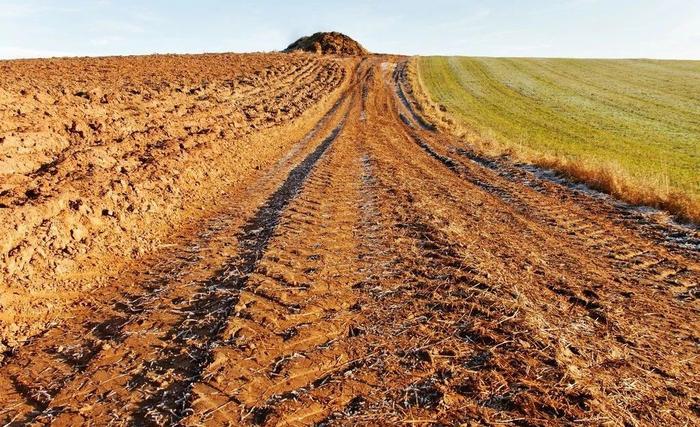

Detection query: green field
(416, 57), (700, 220)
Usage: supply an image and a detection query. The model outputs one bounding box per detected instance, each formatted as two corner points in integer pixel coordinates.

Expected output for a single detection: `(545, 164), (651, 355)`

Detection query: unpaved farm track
(1, 57), (699, 426)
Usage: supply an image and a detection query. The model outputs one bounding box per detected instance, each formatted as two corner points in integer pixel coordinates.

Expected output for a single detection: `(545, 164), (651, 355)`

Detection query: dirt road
(1, 57), (698, 426)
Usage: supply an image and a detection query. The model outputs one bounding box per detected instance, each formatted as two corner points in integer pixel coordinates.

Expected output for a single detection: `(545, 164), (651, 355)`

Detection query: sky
(1, 0), (699, 60)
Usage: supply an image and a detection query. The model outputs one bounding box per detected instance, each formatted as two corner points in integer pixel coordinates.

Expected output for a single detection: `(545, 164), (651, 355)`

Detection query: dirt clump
(285, 32), (369, 56)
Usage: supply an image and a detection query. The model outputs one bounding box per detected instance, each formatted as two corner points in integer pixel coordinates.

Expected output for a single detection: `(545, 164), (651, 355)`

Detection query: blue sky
(1, 0), (699, 59)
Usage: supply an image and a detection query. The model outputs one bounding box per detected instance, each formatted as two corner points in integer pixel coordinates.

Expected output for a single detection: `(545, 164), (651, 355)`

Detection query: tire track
(128, 112), (349, 425)
(392, 61), (436, 131)
(180, 67), (379, 427)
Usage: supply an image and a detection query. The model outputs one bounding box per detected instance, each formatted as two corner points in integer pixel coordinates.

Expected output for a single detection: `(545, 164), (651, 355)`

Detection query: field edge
(409, 56), (700, 225)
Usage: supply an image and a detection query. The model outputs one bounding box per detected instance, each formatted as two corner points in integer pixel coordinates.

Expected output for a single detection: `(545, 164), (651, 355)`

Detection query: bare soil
(0, 54), (698, 426)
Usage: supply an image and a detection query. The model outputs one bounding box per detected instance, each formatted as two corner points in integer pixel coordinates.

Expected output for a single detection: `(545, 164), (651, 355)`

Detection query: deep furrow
(393, 62), (436, 131)
(232, 60), (322, 101)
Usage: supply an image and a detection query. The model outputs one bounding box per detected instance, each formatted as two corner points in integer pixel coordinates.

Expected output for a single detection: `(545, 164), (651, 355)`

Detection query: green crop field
(416, 56), (700, 220)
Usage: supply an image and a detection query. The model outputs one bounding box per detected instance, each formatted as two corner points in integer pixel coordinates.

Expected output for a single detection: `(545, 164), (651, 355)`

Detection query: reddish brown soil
(0, 54), (698, 426)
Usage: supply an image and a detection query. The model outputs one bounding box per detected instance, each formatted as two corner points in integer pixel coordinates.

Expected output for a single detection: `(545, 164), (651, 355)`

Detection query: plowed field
(0, 54), (698, 426)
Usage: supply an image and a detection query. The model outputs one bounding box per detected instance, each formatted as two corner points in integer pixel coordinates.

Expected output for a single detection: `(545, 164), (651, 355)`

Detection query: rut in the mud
(135, 116), (348, 423)
(393, 61), (436, 131)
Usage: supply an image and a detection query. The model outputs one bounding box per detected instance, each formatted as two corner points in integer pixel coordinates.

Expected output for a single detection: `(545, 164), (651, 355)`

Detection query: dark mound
(285, 32), (368, 56)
